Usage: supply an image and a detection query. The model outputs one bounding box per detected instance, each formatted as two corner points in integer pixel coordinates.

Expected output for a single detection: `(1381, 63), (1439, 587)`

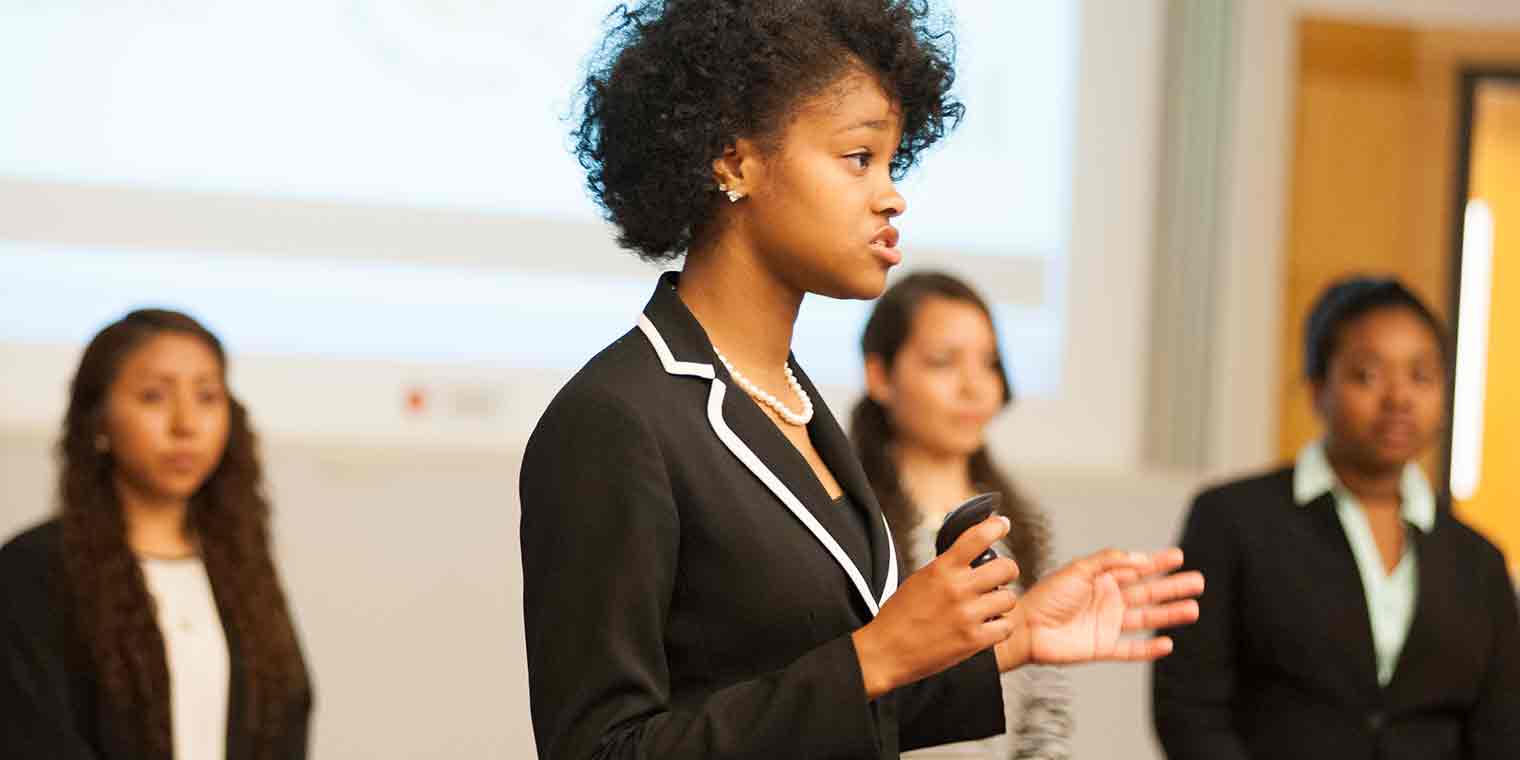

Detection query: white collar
(1293, 440), (1436, 533)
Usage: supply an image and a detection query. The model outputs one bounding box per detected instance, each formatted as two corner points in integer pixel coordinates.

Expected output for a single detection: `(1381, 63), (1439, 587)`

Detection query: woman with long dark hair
(518, 2), (1203, 758)
(1, 309), (311, 759)
(852, 271), (1071, 758)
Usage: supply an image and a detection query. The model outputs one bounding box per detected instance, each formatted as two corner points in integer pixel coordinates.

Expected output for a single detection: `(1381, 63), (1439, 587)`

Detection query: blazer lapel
(791, 361), (897, 602)
(1299, 491), (1383, 699)
(1383, 520), (1452, 708)
(635, 274), (894, 616)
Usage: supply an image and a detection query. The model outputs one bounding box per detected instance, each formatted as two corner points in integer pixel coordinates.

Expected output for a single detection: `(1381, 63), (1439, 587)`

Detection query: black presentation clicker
(934, 492), (1002, 568)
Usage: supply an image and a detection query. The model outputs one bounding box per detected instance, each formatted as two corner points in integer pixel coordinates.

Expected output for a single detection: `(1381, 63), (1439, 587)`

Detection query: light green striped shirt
(1294, 441), (1435, 686)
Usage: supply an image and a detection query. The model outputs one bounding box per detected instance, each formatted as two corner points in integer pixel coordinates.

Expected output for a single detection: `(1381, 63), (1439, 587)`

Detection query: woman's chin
(830, 268), (891, 301)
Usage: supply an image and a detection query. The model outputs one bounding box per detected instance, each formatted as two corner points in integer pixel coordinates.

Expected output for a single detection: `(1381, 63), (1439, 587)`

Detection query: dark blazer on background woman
(0, 521), (311, 760)
(1152, 465), (1520, 760)
(519, 274), (1005, 760)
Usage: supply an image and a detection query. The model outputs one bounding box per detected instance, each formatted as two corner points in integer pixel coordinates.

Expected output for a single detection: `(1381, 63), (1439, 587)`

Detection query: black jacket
(519, 274), (1004, 760)
(1152, 467), (1520, 760)
(0, 520), (311, 760)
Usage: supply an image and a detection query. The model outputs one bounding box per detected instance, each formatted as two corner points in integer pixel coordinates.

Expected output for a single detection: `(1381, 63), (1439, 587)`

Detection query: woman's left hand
(994, 548), (1204, 670)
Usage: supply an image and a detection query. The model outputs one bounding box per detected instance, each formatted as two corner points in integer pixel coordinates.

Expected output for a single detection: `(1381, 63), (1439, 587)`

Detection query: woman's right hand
(851, 515), (1020, 699)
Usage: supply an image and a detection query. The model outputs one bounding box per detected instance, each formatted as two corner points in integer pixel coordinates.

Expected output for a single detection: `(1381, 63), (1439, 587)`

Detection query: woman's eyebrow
(834, 118), (893, 135)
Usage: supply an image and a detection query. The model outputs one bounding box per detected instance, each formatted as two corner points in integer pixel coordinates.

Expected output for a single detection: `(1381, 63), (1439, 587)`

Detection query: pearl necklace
(713, 349), (814, 426)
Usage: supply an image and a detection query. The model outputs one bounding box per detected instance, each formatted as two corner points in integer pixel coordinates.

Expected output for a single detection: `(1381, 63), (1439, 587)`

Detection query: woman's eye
(198, 389), (224, 404)
(138, 389), (164, 403)
(846, 152), (872, 170)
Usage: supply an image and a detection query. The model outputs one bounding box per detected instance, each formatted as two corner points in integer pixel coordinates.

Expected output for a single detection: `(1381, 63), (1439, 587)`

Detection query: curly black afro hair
(572, 0), (964, 262)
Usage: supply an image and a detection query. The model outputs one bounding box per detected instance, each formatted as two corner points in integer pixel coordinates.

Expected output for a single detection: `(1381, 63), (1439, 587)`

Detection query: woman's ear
(711, 138), (762, 199)
(864, 353), (893, 406)
(711, 145), (740, 194)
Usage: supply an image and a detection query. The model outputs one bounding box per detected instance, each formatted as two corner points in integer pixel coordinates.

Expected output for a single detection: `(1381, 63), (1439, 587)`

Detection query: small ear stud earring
(717, 183), (744, 203)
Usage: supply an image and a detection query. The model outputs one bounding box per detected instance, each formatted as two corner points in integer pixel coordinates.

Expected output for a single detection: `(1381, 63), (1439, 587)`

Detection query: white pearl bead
(712, 347), (813, 426)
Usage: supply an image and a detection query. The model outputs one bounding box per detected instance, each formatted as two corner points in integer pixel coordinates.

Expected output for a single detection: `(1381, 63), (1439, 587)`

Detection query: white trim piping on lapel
(637, 314), (715, 379)
(706, 380), (888, 617)
(635, 313), (897, 615)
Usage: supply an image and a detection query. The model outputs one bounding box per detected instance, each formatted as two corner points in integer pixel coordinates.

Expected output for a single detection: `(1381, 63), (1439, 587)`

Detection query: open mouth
(869, 226), (901, 264)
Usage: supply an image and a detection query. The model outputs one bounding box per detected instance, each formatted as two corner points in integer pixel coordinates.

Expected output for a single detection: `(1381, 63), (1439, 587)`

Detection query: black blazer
(0, 520), (311, 760)
(519, 274), (1004, 760)
(1152, 467), (1520, 760)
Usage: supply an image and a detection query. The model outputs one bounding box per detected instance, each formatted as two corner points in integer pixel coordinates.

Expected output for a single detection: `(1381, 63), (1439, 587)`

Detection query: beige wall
(1277, 18), (1520, 486)
(1279, 19), (1430, 462)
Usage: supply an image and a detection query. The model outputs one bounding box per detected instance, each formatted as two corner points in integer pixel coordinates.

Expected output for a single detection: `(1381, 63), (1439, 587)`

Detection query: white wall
(1205, 0), (1297, 479)
(1008, 0), (1165, 471)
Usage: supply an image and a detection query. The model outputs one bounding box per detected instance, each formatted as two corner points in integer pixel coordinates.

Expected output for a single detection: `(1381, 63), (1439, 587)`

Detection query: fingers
(1067, 548), (1151, 579)
(1106, 636), (1176, 661)
(968, 555), (1020, 593)
(1144, 548), (1186, 575)
(945, 514), (1010, 567)
(1068, 547), (1186, 580)
(1122, 599), (1200, 631)
(1114, 569), (1203, 632)
(967, 585), (1020, 622)
(1121, 570), (1205, 607)
(976, 612), (1016, 648)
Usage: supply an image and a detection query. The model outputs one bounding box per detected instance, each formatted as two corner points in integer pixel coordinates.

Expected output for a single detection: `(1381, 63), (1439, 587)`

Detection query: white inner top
(140, 556), (230, 760)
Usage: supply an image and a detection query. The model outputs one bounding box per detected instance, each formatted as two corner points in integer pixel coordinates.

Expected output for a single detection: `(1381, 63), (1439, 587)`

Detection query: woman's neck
(1323, 440), (1403, 509)
(115, 476), (196, 558)
(679, 237), (802, 382)
(895, 444), (975, 523)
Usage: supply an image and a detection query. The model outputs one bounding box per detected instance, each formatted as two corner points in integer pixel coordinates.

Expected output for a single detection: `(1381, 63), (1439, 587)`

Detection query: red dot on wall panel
(405, 388), (427, 415)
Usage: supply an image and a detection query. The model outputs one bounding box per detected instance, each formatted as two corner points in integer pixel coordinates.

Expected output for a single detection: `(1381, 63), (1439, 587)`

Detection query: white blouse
(140, 556), (230, 760)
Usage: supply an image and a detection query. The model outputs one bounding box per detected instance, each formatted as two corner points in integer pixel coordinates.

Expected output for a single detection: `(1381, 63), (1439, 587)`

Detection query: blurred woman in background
(1153, 277), (1520, 760)
(1, 309), (311, 760)
(853, 271), (1072, 759)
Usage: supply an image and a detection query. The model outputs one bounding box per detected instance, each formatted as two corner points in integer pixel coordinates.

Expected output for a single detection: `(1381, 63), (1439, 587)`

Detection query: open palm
(1022, 564), (1127, 662)
(1000, 549), (1204, 667)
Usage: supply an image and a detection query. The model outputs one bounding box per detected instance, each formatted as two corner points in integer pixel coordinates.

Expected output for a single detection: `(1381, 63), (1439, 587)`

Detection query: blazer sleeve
(519, 387), (883, 760)
(1466, 543), (1520, 760)
(277, 681), (313, 760)
(894, 648), (1005, 752)
(0, 536), (102, 760)
(1151, 490), (1250, 760)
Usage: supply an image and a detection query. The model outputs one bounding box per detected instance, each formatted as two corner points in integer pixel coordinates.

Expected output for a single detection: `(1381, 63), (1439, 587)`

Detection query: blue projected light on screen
(0, 1), (1077, 395)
